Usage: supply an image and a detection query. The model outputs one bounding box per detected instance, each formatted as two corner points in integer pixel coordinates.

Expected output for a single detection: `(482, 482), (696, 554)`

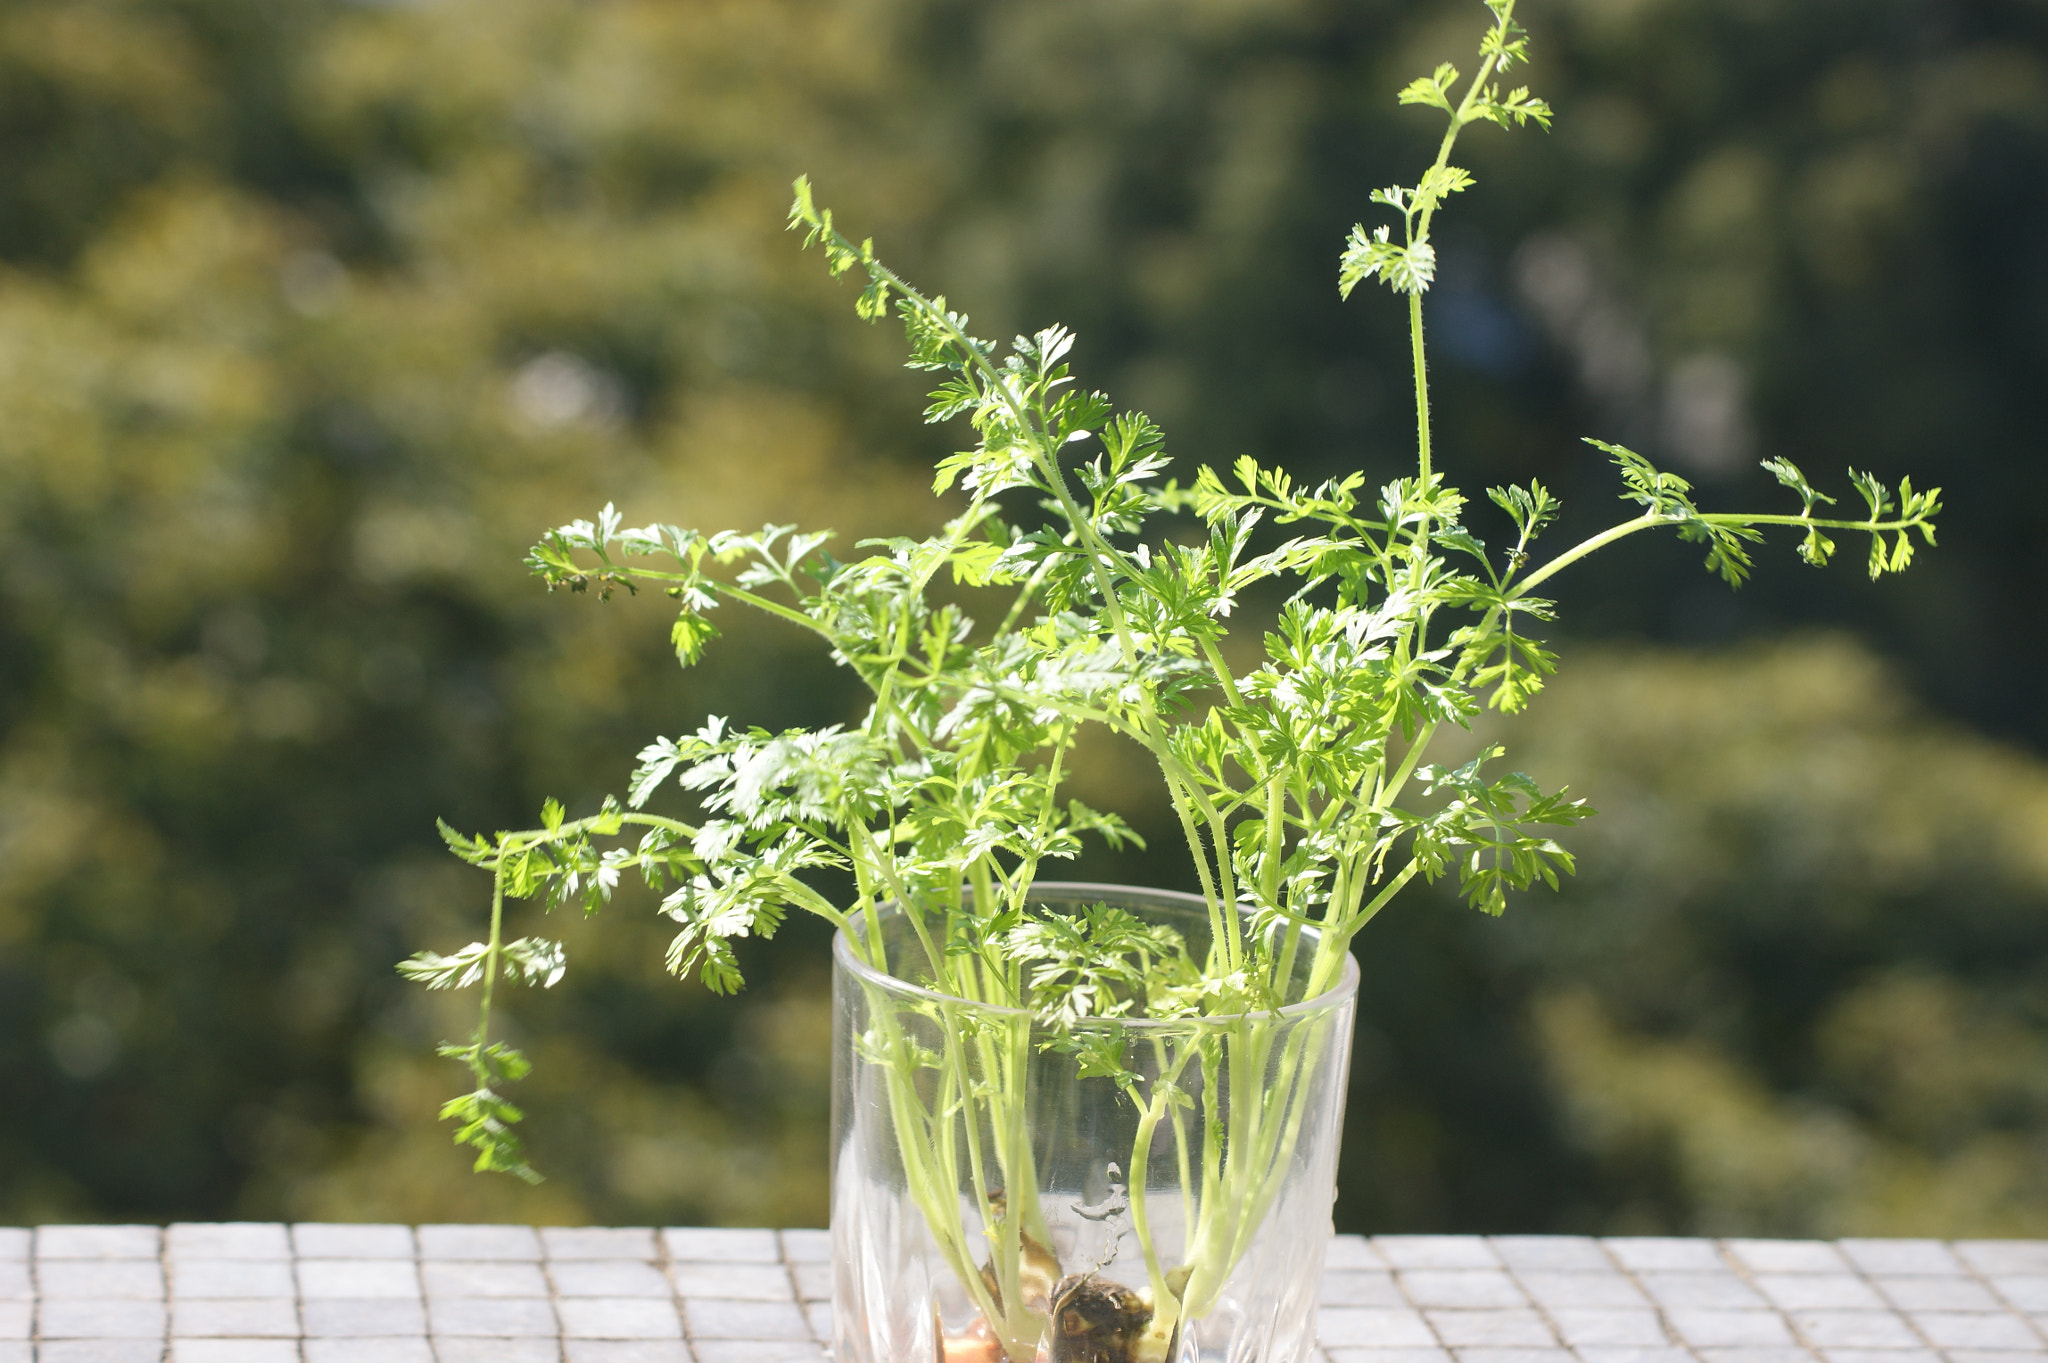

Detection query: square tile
(803, 1300), (831, 1342)
(166, 1343), (300, 1363)
(1665, 1310), (1796, 1348)
(36, 1345), (167, 1363)
(1317, 1307), (1436, 1348)
(1400, 1272), (1525, 1309)
(555, 1298), (684, 1340)
(36, 1227), (162, 1260)
(1881, 1279), (2003, 1312)
(1790, 1311), (1923, 1348)
(667, 1263), (792, 1302)
(167, 1226), (291, 1261)
(1755, 1276), (1887, 1311)
(290, 1227), (414, 1261)
(1516, 1273), (1649, 1309)
(563, 1344), (692, 1363)
(1424, 1309), (1553, 1347)
(1573, 1350), (1695, 1363)
(294, 1262), (418, 1300)
(1725, 1242), (1850, 1275)
(660, 1230), (780, 1265)
(790, 1262), (832, 1304)
(302, 1341), (435, 1363)
(426, 1296), (558, 1337)
(1549, 1310), (1668, 1347)
(0, 1301), (24, 1339)
(1326, 1350), (1451, 1363)
(778, 1230), (830, 1265)
(541, 1230), (657, 1262)
(299, 1298), (427, 1337)
(687, 1344), (826, 1363)
(1450, 1350), (1572, 1363)
(172, 1260), (296, 1299)
(548, 1262), (670, 1299)
(1489, 1237), (1610, 1273)
(429, 1341), (560, 1363)
(1639, 1274), (1767, 1309)
(415, 1226), (541, 1262)
(1323, 1272), (1404, 1308)
(37, 1260), (165, 1299)
(1376, 1239), (1500, 1270)
(1327, 1236), (1388, 1271)
(1956, 1246), (2048, 1278)
(1605, 1239), (1725, 1273)
(0, 1262), (25, 1298)
(1992, 1278), (2048, 1313)
(1908, 1313), (2041, 1349)
(682, 1298), (810, 1340)
(1837, 1242), (1964, 1278)
(0, 1232), (26, 1261)
(170, 1297), (301, 1337)
(0, 1343), (21, 1363)
(420, 1262), (549, 1299)
(37, 1298), (168, 1339)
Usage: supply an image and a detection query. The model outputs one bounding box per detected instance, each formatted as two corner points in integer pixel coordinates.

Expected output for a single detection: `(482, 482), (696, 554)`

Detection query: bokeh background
(4, 0), (2047, 1236)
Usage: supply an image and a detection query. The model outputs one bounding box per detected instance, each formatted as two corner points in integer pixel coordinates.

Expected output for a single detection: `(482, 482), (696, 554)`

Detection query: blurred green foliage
(1338, 636), (2048, 1234)
(0, 0), (2043, 1233)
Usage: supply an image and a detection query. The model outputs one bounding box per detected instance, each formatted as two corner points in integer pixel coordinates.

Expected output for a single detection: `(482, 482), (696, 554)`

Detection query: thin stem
(1374, 720), (1438, 815)
(1409, 291), (1432, 484)
(472, 862), (508, 1077)
(1512, 510), (1929, 599)
(1199, 636), (1246, 712)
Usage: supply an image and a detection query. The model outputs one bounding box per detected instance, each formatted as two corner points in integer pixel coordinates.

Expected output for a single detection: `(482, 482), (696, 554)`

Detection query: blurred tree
(0, 0), (2043, 1234)
(1492, 635), (2048, 1236)
(0, 0), (943, 1224)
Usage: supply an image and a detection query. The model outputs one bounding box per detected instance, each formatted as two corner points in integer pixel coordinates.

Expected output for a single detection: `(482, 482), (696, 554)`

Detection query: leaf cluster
(432, 1042), (540, 1184)
(1346, 1), (1550, 303)
(1001, 903), (1200, 1027)
(403, 0), (1939, 1179)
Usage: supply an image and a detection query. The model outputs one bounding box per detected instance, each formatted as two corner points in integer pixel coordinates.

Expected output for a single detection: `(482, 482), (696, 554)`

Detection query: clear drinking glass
(831, 882), (1359, 1363)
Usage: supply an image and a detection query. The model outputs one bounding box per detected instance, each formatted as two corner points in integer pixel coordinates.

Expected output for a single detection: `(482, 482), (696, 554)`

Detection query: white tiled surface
(4, 1228), (2045, 1362)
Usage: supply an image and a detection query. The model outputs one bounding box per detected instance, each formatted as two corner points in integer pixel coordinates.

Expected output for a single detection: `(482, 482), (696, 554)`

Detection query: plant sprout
(403, 3), (1937, 1357)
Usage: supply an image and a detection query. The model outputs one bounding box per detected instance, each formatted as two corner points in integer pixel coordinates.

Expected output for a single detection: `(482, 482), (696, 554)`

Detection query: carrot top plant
(403, 2), (1937, 1357)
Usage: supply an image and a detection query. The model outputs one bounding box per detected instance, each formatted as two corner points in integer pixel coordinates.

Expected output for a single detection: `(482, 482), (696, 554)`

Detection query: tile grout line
(410, 1227), (445, 1363)
(1718, 1235), (1828, 1362)
(775, 1230), (827, 1353)
(289, 1234), (304, 1354)
(537, 1229), (562, 1363)
(1595, 1235), (1700, 1363)
(1856, 1241), (1945, 1359)
(1384, 1241), (1463, 1362)
(657, 1226), (700, 1363)
(1484, 1235), (1580, 1359)
(1963, 1242), (2048, 1353)
(157, 1225), (170, 1363)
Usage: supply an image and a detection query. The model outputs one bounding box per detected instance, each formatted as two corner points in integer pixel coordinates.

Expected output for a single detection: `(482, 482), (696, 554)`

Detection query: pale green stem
(1512, 510), (1935, 599)
(471, 861), (507, 1081)
(1409, 291), (1432, 484)
(1123, 1039), (1201, 1339)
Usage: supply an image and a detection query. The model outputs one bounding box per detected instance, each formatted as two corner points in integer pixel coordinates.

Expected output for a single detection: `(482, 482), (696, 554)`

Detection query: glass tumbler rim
(830, 878), (1361, 1029)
